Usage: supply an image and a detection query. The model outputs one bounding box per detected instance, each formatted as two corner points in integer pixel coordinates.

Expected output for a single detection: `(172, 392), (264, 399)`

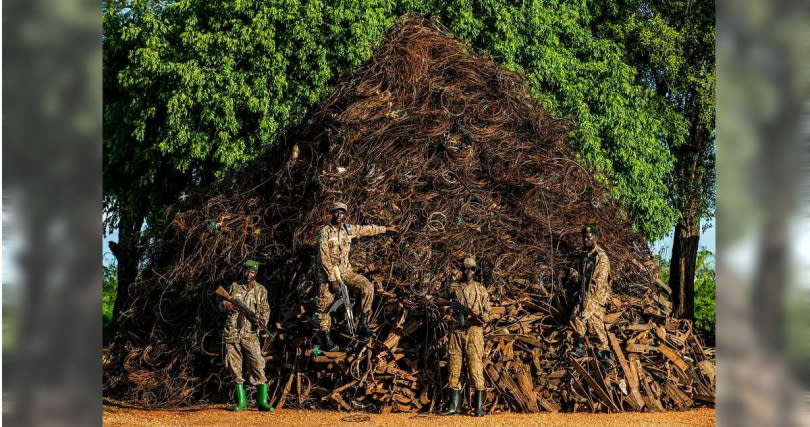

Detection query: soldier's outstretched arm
(351, 224), (388, 238)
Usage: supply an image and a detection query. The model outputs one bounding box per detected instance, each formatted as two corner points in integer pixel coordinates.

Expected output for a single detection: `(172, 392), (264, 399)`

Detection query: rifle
(328, 268), (355, 337)
(215, 285), (272, 337)
(570, 255), (597, 307)
(451, 301), (486, 326)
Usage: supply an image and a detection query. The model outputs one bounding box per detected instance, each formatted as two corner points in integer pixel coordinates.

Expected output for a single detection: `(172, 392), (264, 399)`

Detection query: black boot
(570, 335), (586, 358)
(473, 390), (484, 417)
(357, 314), (376, 338)
(322, 331), (339, 351)
(441, 389), (461, 415)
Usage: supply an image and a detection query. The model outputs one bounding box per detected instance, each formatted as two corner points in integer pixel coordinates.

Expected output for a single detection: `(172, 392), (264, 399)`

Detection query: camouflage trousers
(447, 326), (485, 391)
(571, 302), (609, 351)
(315, 270), (375, 332)
(224, 333), (267, 385)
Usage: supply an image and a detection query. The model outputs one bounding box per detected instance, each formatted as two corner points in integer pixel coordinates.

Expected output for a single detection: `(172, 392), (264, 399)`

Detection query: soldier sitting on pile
(314, 202), (399, 350)
(439, 257), (491, 417)
(219, 260), (273, 412)
(566, 225), (612, 365)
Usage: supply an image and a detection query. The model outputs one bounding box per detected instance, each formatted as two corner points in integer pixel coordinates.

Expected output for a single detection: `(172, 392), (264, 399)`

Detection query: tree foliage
(104, 0), (688, 241)
(587, 0), (714, 320)
(590, 0), (715, 225)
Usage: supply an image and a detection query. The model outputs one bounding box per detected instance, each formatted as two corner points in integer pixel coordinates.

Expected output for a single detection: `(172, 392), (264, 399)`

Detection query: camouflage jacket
(576, 245), (611, 309)
(444, 280), (492, 326)
(220, 281), (270, 343)
(317, 223), (386, 282)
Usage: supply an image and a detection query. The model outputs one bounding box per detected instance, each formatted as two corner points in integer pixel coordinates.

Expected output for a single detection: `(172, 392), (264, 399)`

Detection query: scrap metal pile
(103, 16), (715, 412)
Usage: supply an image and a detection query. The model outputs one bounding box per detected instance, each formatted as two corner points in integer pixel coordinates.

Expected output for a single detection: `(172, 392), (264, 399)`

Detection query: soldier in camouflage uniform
(441, 257), (491, 417)
(568, 225), (612, 363)
(220, 260), (273, 412)
(315, 202), (398, 349)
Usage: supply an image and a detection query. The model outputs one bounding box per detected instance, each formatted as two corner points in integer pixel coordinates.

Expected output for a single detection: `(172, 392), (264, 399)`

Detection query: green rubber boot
(257, 383), (274, 412)
(233, 384), (247, 411)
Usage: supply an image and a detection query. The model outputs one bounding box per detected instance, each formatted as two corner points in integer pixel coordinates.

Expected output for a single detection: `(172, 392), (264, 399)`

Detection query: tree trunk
(109, 212), (141, 332)
(668, 217), (700, 319)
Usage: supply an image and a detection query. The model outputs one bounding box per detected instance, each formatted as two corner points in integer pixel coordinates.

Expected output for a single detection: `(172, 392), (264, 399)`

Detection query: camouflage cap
(581, 224), (599, 236)
(463, 257), (477, 269)
(243, 260), (259, 271)
(330, 202), (348, 213)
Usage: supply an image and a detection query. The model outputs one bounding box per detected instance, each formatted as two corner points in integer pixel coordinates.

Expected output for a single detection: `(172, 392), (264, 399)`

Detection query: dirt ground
(103, 405), (715, 427)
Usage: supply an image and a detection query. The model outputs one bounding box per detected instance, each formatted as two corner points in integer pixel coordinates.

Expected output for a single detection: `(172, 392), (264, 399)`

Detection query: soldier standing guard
(315, 202), (399, 350)
(219, 260), (273, 412)
(441, 257), (491, 417)
(568, 225), (612, 363)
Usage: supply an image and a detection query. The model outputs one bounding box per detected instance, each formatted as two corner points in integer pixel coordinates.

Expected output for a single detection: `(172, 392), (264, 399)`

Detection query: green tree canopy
(104, 0), (685, 241)
(589, 0), (715, 225)
(584, 0), (715, 319)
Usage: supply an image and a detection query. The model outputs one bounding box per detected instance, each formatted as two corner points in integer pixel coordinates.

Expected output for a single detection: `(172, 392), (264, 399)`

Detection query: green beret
(243, 260), (259, 271)
(330, 202), (348, 213)
(581, 225), (599, 236)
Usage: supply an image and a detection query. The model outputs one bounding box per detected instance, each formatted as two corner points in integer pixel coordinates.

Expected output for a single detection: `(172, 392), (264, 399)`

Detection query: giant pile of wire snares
(103, 16), (715, 413)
